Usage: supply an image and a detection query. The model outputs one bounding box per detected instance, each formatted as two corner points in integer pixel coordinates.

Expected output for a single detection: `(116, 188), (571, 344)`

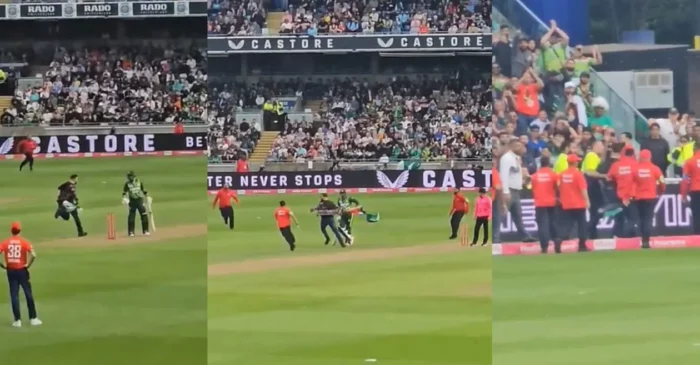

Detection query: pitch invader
(54, 174), (87, 237)
(311, 193), (351, 247)
(122, 171), (151, 237)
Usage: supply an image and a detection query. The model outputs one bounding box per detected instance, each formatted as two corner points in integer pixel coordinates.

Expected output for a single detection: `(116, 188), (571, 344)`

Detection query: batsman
(121, 171), (151, 237)
(337, 190), (363, 236)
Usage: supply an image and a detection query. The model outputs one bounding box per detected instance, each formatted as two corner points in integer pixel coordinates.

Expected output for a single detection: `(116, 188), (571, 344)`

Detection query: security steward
(636, 149), (665, 248)
(262, 99), (274, 130)
(531, 156), (560, 253)
(558, 154), (590, 252)
(668, 135), (692, 177)
(681, 141), (700, 234)
(274, 100), (286, 131)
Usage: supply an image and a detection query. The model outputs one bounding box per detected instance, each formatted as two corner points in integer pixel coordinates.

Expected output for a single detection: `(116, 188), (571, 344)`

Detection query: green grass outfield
(0, 156), (206, 365)
(208, 192), (491, 365)
(493, 250), (700, 365)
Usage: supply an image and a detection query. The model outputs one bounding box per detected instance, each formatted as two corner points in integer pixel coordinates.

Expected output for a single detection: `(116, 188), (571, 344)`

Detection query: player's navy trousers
(7, 268), (37, 321)
(220, 206), (234, 229)
(320, 216), (346, 246)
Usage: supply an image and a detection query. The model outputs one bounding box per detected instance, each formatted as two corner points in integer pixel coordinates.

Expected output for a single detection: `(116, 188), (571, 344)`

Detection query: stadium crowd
(491, 18), (700, 249)
(19, 0), (173, 2)
(492, 19), (609, 173)
(279, 0), (491, 35)
(270, 77), (490, 162)
(208, 0), (267, 35)
(206, 74), (491, 164)
(206, 0), (491, 35)
(2, 44), (207, 126)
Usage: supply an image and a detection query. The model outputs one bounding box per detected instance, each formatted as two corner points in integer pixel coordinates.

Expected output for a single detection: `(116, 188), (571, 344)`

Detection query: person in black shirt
(310, 194), (350, 247)
(54, 174), (87, 237)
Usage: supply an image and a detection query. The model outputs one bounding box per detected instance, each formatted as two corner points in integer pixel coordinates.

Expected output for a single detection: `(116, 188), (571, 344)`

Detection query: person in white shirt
(530, 109), (551, 131)
(653, 107), (680, 148)
(498, 138), (535, 242)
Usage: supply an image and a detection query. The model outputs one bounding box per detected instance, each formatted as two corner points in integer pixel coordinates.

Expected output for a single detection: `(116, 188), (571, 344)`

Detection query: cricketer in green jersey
(122, 171), (150, 236)
(337, 190), (363, 235)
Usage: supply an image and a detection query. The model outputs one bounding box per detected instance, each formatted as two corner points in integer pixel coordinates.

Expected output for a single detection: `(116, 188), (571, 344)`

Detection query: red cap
(639, 149), (652, 160)
(10, 221), (21, 234)
(567, 154), (581, 163)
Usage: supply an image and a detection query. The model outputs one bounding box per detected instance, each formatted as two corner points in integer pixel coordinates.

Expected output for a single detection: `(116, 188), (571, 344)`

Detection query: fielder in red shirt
(212, 184), (240, 230)
(530, 156), (561, 253)
(558, 154), (590, 252)
(448, 188), (469, 240)
(274, 201), (299, 251)
(17, 137), (37, 172)
(635, 149), (665, 248)
(607, 147), (639, 237)
(0, 222), (41, 327)
(681, 142), (700, 234)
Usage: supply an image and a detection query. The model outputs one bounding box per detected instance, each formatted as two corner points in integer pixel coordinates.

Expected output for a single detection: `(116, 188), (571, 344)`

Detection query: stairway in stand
(0, 96), (12, 112)
(305, 99), (323, 113)
(266, 12), (285, 35)
(249, 131), (278, 163)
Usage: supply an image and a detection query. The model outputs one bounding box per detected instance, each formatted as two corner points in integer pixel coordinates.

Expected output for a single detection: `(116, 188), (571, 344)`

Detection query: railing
(2, 119), (206, 127)
(493, 0), (648, 142)
(207, 159), (492, 171)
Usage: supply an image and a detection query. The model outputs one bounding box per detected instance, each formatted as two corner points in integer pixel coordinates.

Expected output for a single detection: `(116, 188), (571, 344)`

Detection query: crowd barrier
(0, 132), (207, 159)
(207, 169), (491, 194)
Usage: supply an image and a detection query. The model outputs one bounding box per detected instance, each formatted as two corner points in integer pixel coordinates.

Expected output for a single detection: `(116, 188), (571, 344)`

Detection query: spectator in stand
(280, 0), (491, 35)
(174, 121), (185, 134)
(512, 68), (544, 136)
(208, 0), (267, 35)
(8, 44), (207, 126)
(267, 73), (491, 164)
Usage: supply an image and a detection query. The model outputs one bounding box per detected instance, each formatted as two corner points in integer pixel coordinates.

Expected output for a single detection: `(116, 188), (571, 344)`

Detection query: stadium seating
(208, 0), (491, 35)
(279, 0), (491, 35)
(208, 0), (268, 35)
(207, 74), (492, 164)
(4, 45), (206, 126)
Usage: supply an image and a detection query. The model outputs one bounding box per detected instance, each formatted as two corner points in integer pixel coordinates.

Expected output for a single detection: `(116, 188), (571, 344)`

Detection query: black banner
(2, 1), (204, 19)
(132, 1), (175, 16)
(19, 4), (61, 18)
(188, 1), (206, 15)
(499, 185), (694, 241)
(208, 34), (491, 54)
(76, 3), (119, 17)
(0, 133), (206, 154)
(207, 169), (491, 190)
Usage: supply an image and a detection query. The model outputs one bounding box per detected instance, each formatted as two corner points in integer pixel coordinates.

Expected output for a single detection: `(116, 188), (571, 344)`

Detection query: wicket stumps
(107, 213), (116, 240)
(460, 222), (468, 246)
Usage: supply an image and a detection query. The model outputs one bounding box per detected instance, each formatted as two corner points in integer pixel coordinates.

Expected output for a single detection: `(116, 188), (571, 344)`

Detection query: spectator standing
(493, 26), (512, 77)
(236, 156), (250, 173)
(588, 97), (613, 130)
(174, 121), (184, 134)
(499, 138), (535, 242)
(513, 68), (544, 136)
(641, 123), (671, 174)
(653, 108), (681, 148)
